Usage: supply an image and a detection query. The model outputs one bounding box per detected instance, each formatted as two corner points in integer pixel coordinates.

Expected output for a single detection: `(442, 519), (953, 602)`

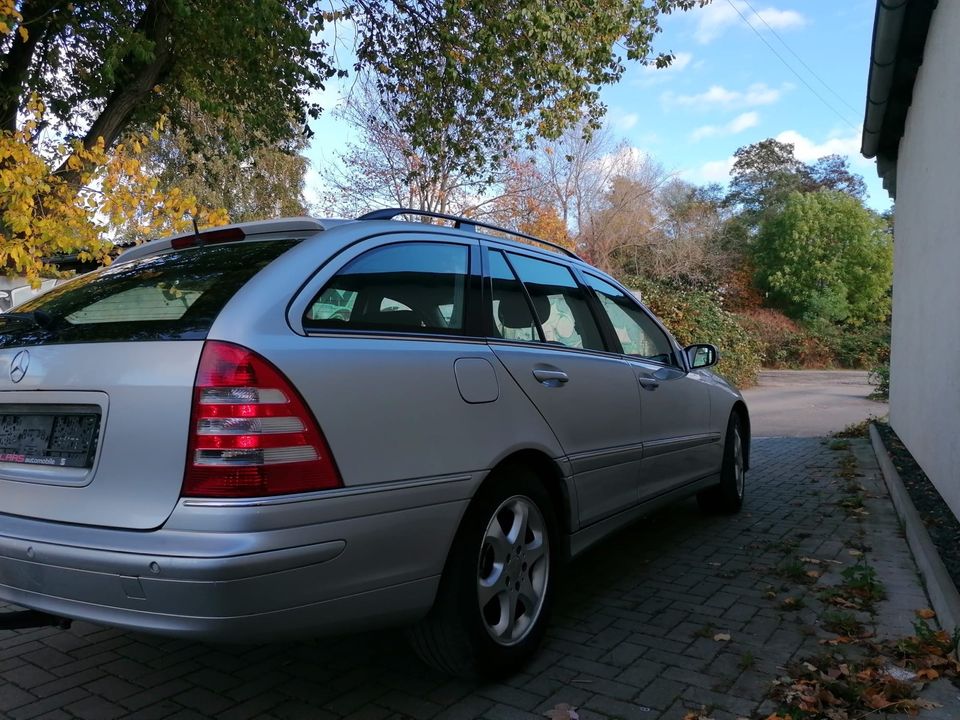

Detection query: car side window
(583, 274), (678, 366)
(506, 253), (605, 352)
(489, 251), (539, 342)
(303, 242), (469, 335)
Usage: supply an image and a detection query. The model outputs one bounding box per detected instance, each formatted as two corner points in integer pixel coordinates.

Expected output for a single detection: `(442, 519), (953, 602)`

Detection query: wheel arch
(732, 400), (751, 471)
(445, 449), (573, 571)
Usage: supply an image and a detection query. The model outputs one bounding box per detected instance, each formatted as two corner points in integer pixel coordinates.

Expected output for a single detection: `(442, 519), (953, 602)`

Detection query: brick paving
(1, 437), (958, 719)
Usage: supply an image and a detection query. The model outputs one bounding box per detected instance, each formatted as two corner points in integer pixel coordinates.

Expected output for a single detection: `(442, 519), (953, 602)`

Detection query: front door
(580, 274), (717, 500)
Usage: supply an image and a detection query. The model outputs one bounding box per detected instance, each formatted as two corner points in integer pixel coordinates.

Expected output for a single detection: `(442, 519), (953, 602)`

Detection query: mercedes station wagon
(0, 210), (749, 677)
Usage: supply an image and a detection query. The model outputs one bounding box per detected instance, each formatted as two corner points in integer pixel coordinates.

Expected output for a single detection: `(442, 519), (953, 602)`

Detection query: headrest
(498, 291), (551, 329)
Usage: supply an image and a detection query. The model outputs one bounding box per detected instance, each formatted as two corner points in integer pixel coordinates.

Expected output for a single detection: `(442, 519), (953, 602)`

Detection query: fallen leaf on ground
(916, 608), (936, 619)
(713, 633), (731, 642)
(545, 704), (579, 719)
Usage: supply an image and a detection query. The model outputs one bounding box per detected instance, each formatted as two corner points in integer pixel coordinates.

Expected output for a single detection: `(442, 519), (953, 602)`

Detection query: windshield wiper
(0, 310), (55, 330)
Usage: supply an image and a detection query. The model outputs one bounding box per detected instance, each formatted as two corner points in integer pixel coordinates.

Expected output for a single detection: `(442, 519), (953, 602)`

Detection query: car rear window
(0, 241), (297, 349)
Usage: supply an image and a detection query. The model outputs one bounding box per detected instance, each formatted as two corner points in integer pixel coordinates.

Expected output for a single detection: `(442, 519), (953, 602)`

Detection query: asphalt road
(741, 369), (888, 437)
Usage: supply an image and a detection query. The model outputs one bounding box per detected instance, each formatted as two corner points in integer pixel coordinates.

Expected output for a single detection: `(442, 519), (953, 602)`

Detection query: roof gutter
(862, 0), (909, 160)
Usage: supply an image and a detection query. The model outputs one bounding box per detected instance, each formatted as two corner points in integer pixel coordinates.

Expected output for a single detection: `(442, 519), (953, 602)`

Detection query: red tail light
(182, 341), (342, 497)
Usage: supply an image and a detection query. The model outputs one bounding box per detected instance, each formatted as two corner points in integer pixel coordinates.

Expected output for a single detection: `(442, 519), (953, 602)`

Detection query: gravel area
(874, 422), (960, 594)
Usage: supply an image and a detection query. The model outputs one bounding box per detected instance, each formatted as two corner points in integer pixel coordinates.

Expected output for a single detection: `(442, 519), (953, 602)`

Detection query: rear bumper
(0, 494), (470, 642)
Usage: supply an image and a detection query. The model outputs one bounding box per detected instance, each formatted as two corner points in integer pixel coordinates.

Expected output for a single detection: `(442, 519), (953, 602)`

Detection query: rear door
(483, 247), (643, 525)
(276, 232), (564, 488)
(580, 274), (719, 499)
(0, 240), (298, 529)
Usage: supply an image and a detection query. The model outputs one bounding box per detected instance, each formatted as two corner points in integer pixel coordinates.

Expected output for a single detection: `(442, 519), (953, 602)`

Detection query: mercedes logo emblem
(9, 350), (29, 384)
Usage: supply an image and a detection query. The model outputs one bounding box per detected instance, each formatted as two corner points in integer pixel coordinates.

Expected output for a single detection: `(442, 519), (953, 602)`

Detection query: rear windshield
(0, 240), (297, 349)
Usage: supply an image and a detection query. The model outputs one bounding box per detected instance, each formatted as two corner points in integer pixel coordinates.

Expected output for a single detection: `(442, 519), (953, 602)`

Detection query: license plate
(0, 407), (100, 469)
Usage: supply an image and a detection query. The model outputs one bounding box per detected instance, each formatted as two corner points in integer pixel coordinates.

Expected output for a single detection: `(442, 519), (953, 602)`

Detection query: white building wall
(891, 0), (960, 519)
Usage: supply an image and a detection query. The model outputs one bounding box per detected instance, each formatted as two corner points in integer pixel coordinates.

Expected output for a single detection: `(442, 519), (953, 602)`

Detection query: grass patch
(822, 609), (866, 638)
(820, 562), (886, 613)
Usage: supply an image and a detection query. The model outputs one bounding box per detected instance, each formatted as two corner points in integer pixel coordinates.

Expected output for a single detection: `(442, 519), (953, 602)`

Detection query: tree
(486, 157), (573, 249)
(727, 139), (806, 218)
(0, 99), (227, 283)
(1, 1), (334, 165)
(804, 154), (867, 200)
(752, 190), (893, 326)
(134, 102), (308, 223)
(577, 151), (671, 272)
(320, 81), (498, 216)
(2, 0), (707, 178)
(353, 0), (709, 178)
(653, 181), (732, 284)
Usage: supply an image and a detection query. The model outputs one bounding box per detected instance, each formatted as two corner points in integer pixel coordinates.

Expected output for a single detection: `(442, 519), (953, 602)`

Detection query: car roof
(115, 213), (590, 270)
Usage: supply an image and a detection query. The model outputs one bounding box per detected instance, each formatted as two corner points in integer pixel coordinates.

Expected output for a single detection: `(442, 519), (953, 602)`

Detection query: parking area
(2, 435), (954, 720)
(742, 370), (887, 437)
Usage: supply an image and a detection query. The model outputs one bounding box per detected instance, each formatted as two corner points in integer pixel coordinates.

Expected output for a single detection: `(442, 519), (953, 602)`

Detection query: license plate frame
(0, 405), (101, 469)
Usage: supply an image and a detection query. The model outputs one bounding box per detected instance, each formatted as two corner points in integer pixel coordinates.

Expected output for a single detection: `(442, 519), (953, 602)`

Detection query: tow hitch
(0, 609), (71, 631)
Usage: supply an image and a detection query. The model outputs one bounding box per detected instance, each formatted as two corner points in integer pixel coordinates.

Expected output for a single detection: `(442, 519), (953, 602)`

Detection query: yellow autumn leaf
(17, 24), (27, 41)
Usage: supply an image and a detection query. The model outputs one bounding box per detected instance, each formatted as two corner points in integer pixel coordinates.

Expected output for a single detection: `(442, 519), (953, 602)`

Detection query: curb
(869, 423), (960, 635)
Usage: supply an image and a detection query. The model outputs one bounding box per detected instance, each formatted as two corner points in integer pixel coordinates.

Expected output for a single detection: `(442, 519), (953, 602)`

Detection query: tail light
(182, 341), (342, 497)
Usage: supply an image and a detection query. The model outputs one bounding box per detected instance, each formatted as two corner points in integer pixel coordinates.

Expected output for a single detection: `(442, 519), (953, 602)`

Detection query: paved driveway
(742, 370), (888, 437)
(2, 436), (954, 720)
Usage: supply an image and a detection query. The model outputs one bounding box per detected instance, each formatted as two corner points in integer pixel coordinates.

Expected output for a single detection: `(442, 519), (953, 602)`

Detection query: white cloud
(775, 128), (863, 162)
(691, 111), (760, 141)
(693, 1), (807, 44)
(608, 107), (640, 132)
(683, 157), (736, 185)
(664, 83), (787, 110)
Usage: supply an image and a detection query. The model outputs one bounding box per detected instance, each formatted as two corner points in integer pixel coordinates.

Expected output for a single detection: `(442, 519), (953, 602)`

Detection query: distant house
(861, 1), (958, 518)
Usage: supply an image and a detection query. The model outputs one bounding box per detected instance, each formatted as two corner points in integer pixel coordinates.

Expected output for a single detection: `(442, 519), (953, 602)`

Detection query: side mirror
(685, 343), (719, 370)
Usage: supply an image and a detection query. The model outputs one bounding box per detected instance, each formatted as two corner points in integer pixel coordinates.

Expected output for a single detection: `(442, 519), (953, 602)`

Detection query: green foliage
(354, 0), (709, 177)
(804, 316), (890, 368)
(134, 101), (308, 224)
(752, 190), (893, 327)
(1, 1), (333, 154)
(735, 309), (834, 368)
(869, 362), (890, 400)
(727, 138), (806, 220)
(622, 276), (762, 387)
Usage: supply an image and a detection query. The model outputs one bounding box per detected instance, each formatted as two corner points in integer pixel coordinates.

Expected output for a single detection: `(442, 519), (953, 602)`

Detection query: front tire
(406, 466), (558, 678)
(697, 412), (746, 514)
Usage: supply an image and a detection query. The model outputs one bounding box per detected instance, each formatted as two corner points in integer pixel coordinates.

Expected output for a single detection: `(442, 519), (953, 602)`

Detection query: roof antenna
(191, 213), (201, 240)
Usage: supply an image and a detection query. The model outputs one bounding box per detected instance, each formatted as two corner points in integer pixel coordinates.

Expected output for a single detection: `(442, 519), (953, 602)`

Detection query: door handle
(638, 377), (660, 391)
(533, 369), (569, 385)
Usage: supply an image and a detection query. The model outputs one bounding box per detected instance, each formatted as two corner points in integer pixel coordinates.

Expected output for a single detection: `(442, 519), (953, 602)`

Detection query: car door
(580, 273), (721, 500)
(279, 231), (570, 498)
(483, 247), (644, 526)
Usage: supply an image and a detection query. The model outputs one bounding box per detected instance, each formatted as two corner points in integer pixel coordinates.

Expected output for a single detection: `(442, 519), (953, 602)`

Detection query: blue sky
(304, 0), (889, 212)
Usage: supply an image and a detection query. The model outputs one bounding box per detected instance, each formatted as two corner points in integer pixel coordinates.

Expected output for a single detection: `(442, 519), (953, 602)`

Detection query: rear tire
(406, 466), (559, 678)
(697, 412), (746, 514)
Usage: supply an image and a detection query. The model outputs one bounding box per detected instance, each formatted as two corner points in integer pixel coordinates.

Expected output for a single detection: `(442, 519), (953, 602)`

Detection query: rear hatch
(0, 239), (296, 529)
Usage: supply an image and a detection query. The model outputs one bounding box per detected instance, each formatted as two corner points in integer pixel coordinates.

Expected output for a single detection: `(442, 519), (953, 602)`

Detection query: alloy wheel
(476, 495), (550, 646)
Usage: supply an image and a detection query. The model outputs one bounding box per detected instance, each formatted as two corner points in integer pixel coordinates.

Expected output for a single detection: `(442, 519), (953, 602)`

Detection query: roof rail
(357, 208), (581, 260)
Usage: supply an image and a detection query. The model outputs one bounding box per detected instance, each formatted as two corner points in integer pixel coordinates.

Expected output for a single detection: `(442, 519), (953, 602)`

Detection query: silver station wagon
(0, 209), (750, 677)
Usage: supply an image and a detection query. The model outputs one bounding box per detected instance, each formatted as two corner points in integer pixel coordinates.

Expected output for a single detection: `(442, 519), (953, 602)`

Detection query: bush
(868, 362), (889, 400)
(623, 275), (762, 387)
(805, 317), (890, 368)
(736, 308), (833, 368)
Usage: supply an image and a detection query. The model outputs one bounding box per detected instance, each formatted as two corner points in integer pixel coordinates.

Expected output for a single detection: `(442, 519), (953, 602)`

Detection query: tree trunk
(54, 0), (174, 177)
(0, 0), (62, 133)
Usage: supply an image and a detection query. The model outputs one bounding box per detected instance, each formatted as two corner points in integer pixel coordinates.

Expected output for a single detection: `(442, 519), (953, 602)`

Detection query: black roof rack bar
(356, 207), (581, 260)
